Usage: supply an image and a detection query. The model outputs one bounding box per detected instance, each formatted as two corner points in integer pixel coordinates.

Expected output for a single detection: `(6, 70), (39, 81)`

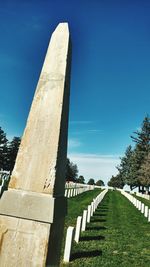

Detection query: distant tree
(66, 158), (78, 182)
(117, 145), (137, 190)
(76, 175), (85, 184)
(131, 115), (150, 155)
(0, 127), (8, 170)
(87, 178), (95, 185)
(130, 115), (150, 192)
(138, 153), (150, 193)
(95, 179), (105, 186)
(108, 174), (124, 189)
(115, 116), (150, 192)
(7, 137), (21, 172)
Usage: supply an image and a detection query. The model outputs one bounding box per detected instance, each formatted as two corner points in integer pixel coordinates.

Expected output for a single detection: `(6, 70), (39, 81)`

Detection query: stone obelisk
(0, 23), (71, 266)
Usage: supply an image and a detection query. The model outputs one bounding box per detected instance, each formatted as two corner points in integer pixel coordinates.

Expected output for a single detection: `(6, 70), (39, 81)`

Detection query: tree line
(108, 115), (150, 193)
(0, 127), (21, 172)
(66, 158), (105, 186)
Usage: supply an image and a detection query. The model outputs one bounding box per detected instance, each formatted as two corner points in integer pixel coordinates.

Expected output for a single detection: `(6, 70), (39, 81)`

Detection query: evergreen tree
(131, 116), (150, 155)
(76, 175), (85, 184)
(108, 174), (124, 188)
(130, 115), (150, 191)
(116, 116), (150, 191)
(2, 143), (9, 171)
(0, 127), (8, 170)
(138, 152), (150, 193)
(95, 179), (105, 186)
(117, 146), (138, 190)
(117, 145), (132, 182)
(7, 137), (21, 172)
(87, 178), (95, 185)
(66, 158), (78, 182)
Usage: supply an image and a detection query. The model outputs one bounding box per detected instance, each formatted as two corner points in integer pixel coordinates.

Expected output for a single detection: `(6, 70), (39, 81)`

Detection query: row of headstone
(0, 170), (10, 196)
(63, 189), (108, 263)
(135, 192), (150, 201)
(64, 186), (93, 198)
(120, 189), (150, 222)
(65, 182), (94, 189)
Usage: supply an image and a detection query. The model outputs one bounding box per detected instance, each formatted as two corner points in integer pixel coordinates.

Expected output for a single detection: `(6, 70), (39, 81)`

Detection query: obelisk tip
(55, 22), (69, 33)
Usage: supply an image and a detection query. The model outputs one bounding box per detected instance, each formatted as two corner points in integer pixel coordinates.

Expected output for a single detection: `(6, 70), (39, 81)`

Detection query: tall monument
(0, 23), (71, 266)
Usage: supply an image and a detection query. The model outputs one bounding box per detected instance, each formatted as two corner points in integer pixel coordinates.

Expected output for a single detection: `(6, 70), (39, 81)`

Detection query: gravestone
(64, 226), (74, 262)
(74, 216), (82, 243)
(0, 22), (71, 266)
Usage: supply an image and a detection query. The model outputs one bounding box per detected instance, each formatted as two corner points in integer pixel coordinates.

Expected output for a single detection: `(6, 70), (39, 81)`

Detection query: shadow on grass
(71, 250), (102, 260)
(97, 208), (108, 212)
(93, 213), (106, 217)
(87, 226), (107, 230)
(97, 205), (108, 208)
(80, 235), (105, 241)
(90, 218), (106, 223)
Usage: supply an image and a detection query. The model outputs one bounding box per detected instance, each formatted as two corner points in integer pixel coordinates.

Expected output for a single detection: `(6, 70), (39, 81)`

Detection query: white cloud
(70, 120), (92, 125)
(69, 129), (103, 136)
(68, 138), (82, 149)
(67, 152), (121, 185)
(87, 129), (103, 133)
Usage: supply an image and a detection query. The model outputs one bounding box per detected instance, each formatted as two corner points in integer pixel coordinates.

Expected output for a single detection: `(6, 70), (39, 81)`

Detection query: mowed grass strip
(65, 189), (102, 226)
(61, 190), (150, 267)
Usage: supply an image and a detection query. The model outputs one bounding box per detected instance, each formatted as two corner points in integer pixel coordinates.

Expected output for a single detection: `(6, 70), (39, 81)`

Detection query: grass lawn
(60, 190), (150, 267)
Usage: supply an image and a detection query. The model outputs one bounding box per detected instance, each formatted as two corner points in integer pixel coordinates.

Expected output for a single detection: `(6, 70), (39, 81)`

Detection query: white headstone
(148, 209), (150, 222)
(81, 210), (87, 231)
(64, 226), (74, 262)
(87, 205), (91, 223)
(74, 216), (82, 243)
(144, 206), (148, 217)
(141, 203), (144, 213)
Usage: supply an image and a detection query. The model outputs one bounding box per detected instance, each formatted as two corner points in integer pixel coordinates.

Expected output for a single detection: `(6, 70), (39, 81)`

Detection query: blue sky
(0, 0), (150, 183)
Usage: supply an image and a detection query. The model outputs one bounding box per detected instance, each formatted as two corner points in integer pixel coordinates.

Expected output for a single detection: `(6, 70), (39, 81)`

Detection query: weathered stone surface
(0, 22), (71, 266)
(9, 22), (71, 197)
(0, 215), (50, 267)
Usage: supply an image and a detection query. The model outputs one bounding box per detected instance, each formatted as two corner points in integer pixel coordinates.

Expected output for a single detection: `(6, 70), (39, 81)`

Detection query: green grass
(60, 190), (150, 267)
(65, 189), (102, 226)
(133, 194), (150, 208)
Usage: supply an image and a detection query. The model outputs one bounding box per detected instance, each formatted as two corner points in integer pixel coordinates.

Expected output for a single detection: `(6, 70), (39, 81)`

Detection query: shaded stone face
(9, 23), (71, 196)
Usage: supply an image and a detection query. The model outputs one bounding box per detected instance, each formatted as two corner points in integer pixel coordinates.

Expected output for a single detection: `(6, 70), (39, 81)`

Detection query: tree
(116, 116), (150, 192)
(0, 127), (8, 170)
(130, 115), (150, 192)
(108, 174), (124, 189)
(66, 158), (78, 182)
(117, 145), (138, 190)
(76, 175), (85, 184)
(95, 179), (105, 186)
(131, 115), (150, 155)
(7, 137), (21, 172)
(138, 153), (150, 193)
(87, 178), (95, 185)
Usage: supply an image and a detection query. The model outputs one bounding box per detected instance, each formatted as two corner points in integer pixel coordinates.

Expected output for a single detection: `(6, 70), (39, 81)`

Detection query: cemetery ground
(60, 190), (150, 267)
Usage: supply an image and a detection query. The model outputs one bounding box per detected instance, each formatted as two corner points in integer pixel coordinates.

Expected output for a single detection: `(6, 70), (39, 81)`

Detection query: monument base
(0, 190), (67, 266)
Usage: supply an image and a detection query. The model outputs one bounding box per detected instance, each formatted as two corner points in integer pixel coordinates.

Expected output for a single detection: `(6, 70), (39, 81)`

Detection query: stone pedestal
(0, 22), (71, 267)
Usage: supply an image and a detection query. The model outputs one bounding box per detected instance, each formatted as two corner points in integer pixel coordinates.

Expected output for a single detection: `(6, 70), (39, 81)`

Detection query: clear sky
(0, 0), (150, 184)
